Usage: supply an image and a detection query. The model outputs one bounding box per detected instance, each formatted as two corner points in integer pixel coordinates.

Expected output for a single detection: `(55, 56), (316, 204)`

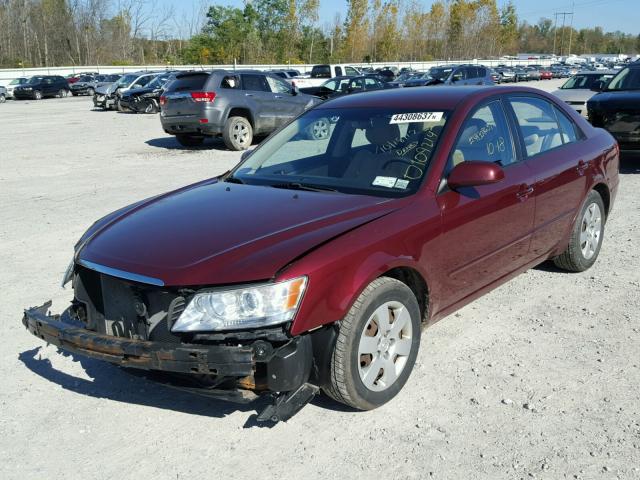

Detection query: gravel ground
(1, 79), (639, 480)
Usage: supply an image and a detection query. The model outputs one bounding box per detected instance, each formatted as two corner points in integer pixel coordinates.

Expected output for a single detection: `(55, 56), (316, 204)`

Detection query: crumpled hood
(95, 84), (111, 95)
(78, 180), (399, 286)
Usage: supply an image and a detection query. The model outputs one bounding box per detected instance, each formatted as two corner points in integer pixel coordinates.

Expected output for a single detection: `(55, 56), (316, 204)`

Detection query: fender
(281, 198), (442, 336)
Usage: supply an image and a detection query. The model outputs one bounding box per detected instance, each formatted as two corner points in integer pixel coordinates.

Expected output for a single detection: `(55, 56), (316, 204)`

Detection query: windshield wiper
(224, 175), (244, 184)
(269, 182), (337, 193)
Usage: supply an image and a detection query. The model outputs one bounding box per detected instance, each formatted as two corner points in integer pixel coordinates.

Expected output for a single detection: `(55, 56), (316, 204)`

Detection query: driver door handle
(245, 93), (254, 97)
(516, 184), (534, 201)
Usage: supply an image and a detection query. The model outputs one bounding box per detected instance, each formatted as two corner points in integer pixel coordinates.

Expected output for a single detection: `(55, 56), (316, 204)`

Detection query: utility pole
(567, 1), (575, 56)
(554, 11), (573, 57)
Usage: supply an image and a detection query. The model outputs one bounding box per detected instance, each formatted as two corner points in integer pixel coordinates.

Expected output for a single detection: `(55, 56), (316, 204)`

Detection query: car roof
(316, 85), (541, 111)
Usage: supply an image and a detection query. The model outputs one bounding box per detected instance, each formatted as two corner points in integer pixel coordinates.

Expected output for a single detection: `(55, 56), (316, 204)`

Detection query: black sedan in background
(298, 75), (385, 100)
(13, 75), (70, 100)
(118, 72), (180, 113)
(588, 63), (640, 151)
(70, 74), (122, 96)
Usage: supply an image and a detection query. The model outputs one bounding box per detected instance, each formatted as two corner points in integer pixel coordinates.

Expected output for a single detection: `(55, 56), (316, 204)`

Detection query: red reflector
(159, 95), (167, 106)
(199, 118), (208, 124)
(190, 91), (216, 103)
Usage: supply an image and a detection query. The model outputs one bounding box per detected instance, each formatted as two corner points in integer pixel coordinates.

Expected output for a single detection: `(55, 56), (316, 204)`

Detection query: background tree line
(1, 0), (638, 68)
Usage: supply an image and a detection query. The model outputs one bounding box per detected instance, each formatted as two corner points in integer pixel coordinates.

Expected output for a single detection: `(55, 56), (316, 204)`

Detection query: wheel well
(593, 183), (610, 218)
(227, 108), (253, 127)
(382, 267), (429, 323)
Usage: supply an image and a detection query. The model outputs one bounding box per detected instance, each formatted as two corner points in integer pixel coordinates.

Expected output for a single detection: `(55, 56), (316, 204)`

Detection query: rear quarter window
(166, 73), (210, 92)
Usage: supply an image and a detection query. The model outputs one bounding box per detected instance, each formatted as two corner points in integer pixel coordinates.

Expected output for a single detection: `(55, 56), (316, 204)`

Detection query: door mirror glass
(448, 161), (505, 190)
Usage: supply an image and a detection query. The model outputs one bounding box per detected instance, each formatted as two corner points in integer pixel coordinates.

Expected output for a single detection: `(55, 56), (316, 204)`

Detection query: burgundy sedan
(23, 86), (619, 421)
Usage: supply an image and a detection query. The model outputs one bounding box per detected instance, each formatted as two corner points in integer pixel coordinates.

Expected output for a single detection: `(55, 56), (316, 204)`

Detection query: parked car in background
(119, 71), (181, 114)
(298, 75), (385, 99)
(0, 85), (6, 103)
(495, 68), (516, 83)
(270, 70), (302, 82)
(525, 67), (541, 81)
(513, 67), (530, 82)
(402, 72), (437, 87)
(292, 64), (361, 89)
(23, 85), (619, 423)
(387, 71), (423, 87)
(160, 70), (321, 150)
(539, 68), (553, 80)
(428, 65), (494, 86)
(488, 69), (501, 84)
(5, 77), (29, 98)
(97, 71), (158, 110)
(588, 63), (640, 150)
(71, 74), (121, 96)
(552, 70), (617, 117)
(13, 75), (70, 100)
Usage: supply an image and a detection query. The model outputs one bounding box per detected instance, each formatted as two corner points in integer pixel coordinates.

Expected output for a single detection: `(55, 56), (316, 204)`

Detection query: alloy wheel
(233, 122), (249, 145)
(357, 301), (413, 392)
(580, 202), (602, 260)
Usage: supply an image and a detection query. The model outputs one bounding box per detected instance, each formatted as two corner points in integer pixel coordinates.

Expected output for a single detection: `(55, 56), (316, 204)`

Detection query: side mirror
(448, 161), (505, 190)
(591, 80), (605, 92)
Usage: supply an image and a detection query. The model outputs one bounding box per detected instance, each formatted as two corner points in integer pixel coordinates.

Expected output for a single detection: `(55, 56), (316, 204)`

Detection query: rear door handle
(516, 184), (534, 200)
(245, 93), (254, 97)
(274, 95), (283, 99)
(576, 159), (588, 175)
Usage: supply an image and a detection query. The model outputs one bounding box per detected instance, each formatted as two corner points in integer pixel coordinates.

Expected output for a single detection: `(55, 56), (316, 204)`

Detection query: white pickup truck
(291, 64), (362, 89)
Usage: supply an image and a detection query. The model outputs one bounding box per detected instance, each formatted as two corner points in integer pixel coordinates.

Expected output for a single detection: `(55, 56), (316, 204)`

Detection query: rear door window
(508, 96), (568, 157)
(166, 73), (209, 92)
(241, 74), (270, 92)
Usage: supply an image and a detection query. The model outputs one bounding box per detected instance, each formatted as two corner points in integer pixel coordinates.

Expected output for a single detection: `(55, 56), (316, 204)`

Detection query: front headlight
(61, 258), (74, 288)
(171, 276), (307, 332)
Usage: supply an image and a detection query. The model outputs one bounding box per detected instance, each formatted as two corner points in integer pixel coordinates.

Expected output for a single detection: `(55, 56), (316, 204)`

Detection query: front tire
(324, 277), (421, 410)
(34, 90), (43, 100)
(175, 134), (205, 147)
(222, 116), (253, 151)
(0, 94), (5, 103)
(553, 190), (605, 272)
(58, 89), (68, 98)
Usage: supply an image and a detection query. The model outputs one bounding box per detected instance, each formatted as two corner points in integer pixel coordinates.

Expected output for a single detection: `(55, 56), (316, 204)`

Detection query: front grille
(74, 265), (182, 343)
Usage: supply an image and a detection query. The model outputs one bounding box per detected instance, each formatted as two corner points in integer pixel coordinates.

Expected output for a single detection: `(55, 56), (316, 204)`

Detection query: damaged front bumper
(23, 301), (319, 421)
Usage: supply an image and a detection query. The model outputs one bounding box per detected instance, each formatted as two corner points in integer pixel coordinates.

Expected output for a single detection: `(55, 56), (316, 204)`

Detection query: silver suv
(428, 64), (495, 86)
(160, 70), (321, 150)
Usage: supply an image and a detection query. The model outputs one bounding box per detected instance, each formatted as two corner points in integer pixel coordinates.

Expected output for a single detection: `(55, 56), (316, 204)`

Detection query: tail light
(190, 91), (216, 103)
(159, 95), (167, 106)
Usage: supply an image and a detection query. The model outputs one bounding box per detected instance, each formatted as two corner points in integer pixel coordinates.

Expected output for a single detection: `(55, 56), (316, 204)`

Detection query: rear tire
(58, 89), (68, 98)
(87, 88), (95, 96)
(553, 190), (605, 272)
(324, 277), (421, 410)
(143, 100), (158, 114)
(0, 94), (5, 103)
(222, 116), (253, 151)
(34, 90), (43, 100)
(175, 134), (205, 147)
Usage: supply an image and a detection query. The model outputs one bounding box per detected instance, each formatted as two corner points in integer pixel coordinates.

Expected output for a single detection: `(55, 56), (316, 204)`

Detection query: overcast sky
(158, 0), (639, 38)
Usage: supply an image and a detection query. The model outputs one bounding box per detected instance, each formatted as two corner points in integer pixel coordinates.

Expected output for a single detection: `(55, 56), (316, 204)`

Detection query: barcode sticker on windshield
(390, 112), (444, 124)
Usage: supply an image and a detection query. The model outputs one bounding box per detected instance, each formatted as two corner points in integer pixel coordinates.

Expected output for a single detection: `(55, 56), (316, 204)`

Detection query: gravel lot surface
(1, 79), (639, 480)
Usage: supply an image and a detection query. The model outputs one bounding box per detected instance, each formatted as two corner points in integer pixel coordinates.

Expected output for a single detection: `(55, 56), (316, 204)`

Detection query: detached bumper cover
(23, 302), (253, 376)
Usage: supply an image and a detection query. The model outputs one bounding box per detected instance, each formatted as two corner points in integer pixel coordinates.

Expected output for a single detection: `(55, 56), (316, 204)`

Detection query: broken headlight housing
(171, 277), (307, 332)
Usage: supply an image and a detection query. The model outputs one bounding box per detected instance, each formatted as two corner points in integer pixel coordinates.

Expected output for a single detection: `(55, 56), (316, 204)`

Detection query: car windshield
(561, 73), (610, 89)
(429, 68), (452, 80)
(146, 75), (170, 89)
(78, 76), (93, 82)
(27, 77), (45, 84)
(116, 74), (138, 86)
(606, 67), (640, 91)
(230, 107), (449, 198)
(321, 78), (350, 91)
(10, 78), (26, 85)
